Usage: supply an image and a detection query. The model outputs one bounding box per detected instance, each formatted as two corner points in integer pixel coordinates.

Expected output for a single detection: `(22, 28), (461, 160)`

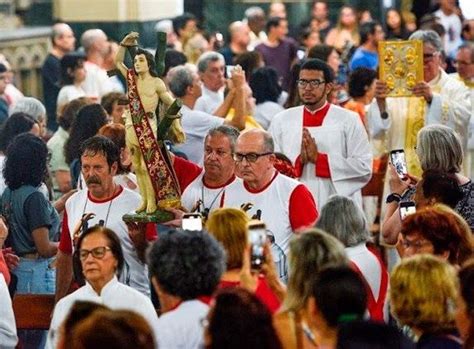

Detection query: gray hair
(167, 64), (196, 98)
(155, 19), (173, 34)
(416, 124), (463, 173)
(51, 23), (72, 44)
(284, 228), (348, 312)
(9, 97), (46, 121)
(316, 195), (370, 247)
(206, 125), (240, 152)
(80, 29), (107, 53)
(244, 6), (265, 21)
(196, 51), (225, 74)
(458, 42), (474, 62)
(409, 30), (443, 52)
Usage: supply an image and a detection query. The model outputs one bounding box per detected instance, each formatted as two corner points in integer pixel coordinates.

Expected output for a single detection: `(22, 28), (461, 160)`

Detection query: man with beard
(269, 58), (372, 209)
(181, 125), (242, 217)
(55, 136), (153, 302)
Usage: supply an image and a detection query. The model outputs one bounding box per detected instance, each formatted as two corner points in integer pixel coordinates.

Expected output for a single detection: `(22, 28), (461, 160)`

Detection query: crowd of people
(1, 0), (474, 348)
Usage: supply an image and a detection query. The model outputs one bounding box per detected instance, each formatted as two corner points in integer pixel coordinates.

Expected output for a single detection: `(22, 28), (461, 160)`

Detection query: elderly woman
(400, 205), (474, 266)
(273, 228), (348, 349)
(456, 259), (474, 349)
(382, 124), (474, 245)
(9, 97), (47, 138)
(147, 229), (225, 349)
(390, 254), (462, 348)
(206, 208), (283, 313)
(317, 195), (389, 322)
(47, 226), (159, 349)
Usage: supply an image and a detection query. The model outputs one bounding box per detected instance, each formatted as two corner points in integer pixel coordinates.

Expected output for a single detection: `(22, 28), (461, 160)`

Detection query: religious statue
(115, 31), (184, 221)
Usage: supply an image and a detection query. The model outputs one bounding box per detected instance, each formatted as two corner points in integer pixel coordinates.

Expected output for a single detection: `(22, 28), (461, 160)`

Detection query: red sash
(126, 69), (181, 206)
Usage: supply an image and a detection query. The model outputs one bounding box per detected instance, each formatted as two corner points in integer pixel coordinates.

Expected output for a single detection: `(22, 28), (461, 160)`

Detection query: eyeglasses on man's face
(297, 79), (326, 88)
(79, 246), (112, 260)
(233, 152), (272, 163)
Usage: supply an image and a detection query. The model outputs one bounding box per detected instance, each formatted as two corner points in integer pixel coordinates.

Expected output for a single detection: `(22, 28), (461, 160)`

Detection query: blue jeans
(14, 257), (55, 294)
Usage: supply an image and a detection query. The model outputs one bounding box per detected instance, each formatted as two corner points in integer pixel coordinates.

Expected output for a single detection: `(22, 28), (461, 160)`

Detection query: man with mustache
(181, 125), (242, 217)
(269, 58), (372, 209)
(55, 136), (153, 302)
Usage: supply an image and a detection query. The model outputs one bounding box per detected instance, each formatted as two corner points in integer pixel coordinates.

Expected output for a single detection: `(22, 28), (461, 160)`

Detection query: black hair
(148, 229), (225, 299)
(359, 21), (379, 44)
(164, 49), (187, 76)
(249, 67), (282, 104)
(0, 112), (37, 152)
(0, 63), (7, 74)
(134, 48), (158, 77)
(100, 92), (127, 115)
(4, 133), (48, 190)
(172, 13), (197, 36)
(79, 135), (120, 170)
(312, 265), (367, 327)
(64, 104), (108, 165)
(266, 16), (284, 34)
(60, 52), (86, 86)
(308, 44), (335, 62)
(421, 170), (464, 208)
(348, 67), (377, 98)
(300, 58), (334, 83)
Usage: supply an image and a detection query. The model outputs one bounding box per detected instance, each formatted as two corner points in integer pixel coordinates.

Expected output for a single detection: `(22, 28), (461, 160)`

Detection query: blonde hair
(206, 208), (249, 270)
(390, 254), (458, 334)
(284, 228), (348, 312)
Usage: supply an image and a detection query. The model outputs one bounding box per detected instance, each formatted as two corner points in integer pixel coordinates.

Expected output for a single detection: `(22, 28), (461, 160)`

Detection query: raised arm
(115, 32), (139, 77)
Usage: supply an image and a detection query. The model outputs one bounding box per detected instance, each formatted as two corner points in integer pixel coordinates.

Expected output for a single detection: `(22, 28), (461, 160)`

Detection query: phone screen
(182, 214), (203, 231)
(226, 65), (235, 79)
(248, 224), (266, 270)
(390, 149), (408, 178)
(400, 202), (416, 220)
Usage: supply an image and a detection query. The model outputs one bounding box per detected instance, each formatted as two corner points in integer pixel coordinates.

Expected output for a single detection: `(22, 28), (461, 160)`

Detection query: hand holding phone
(182, 213), (203, 231)
(399, 201), (416, 220)
(390, 149), (408, 179)
(248, 221), (267, 271)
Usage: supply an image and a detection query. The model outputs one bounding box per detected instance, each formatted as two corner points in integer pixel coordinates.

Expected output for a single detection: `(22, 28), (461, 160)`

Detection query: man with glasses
(269, 58), (372, 209)
(369, 30), (471, 179)
(224, 129), (318, 255)
(181, 126), (242, 218)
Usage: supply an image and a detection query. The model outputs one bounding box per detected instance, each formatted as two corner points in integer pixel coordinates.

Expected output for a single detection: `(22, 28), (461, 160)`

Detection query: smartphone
(182, 213), (203, 231)
(390, 149), (408, 178)
(248, 221), (267, 271)
(226, 65), (235, 78)
(399, 201), (416, 220)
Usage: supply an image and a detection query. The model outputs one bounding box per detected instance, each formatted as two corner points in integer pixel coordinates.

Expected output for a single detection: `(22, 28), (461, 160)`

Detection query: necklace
(200, 183), (226, 214)
(82, 186), (117, 228)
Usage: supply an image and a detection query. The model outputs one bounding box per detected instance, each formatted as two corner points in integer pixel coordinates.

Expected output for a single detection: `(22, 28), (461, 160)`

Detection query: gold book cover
(378, 40), (424, 97)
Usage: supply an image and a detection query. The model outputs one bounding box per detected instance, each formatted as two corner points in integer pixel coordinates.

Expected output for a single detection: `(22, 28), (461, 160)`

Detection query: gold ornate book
(378, 40), (424, 97)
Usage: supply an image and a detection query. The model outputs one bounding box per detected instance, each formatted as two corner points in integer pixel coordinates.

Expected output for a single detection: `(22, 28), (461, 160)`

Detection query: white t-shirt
(174, 105), (225, 165)
(61, 186), (150, 296)
(81, 61), (115, 100)
(435, 9), (463, 56)
(155, 300), (209, 349)
(254, 101), (284, 130)
(46, 277), (159, 349)
(56, 85), (86, 111)
(194, 85), (224, 115)
(0, 274), (17, 349)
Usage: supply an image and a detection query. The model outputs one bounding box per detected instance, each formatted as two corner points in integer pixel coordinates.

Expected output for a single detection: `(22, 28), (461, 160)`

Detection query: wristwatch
(381, 111), (389, 119)
(386, 193), (402, 204)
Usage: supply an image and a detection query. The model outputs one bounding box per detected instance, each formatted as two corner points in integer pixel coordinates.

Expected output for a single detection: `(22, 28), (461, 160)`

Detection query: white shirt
(155, 300), (209, 349)
(194, 85), (224, 115)
(81, 61), (116, 100)
(46, 277), (159, 349)
(56, 85), (86, 111)
(254, 101), (284, 130)
(63, 186), (150, 296)
(0, 274), (17, 349)
(174, 105), (225, 165)
(435, 9), (463, 57)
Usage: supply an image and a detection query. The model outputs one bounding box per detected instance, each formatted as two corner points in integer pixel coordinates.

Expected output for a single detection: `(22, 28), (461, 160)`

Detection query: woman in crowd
(204, 288), (282, 349)
(47, 226), (158, 349)
(325, 5), (360, 51)
(9, 97), (47, 138)
(385, 8), (412, 40)
(344, 67), (377, 129)
(382, 124), (474, 245)
(308, 44), (341, 77)
(456, 259), (474, 349)
(70, 309), (155, 349)
(399, 205), (474, 266)
(0, 112), (40, 196)
(56, 53), (87, 115)
(249, 67), (284, 130)
(273, 228), (348, 349)
(1, 133), (59, 294)
(317, 195), (389, 322)
(206, 208), (282, 313)
(390, 254), (462, 348)
(64, 103), (108, 188)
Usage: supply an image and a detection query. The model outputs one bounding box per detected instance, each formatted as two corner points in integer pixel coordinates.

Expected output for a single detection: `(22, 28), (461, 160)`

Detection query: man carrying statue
(115, 32), (183, 216)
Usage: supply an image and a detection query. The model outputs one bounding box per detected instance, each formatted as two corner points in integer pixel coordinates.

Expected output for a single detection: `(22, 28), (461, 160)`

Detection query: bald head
(81, 29), (108, 56)
(269, 2), (287, 19)
(229, 21), (251, 47)
(238, 129), (274, 153)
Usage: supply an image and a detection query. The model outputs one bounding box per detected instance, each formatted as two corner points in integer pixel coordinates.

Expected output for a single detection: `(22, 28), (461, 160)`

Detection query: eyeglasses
(423, 52), (439, 61)
(79, 246), (112, 260)
(204, 148), (232, 158)
(233, 152), (272, 163)
(400, 238), (432, 251)
(297, 79), (325, 88)
(453, 59), (472, 67)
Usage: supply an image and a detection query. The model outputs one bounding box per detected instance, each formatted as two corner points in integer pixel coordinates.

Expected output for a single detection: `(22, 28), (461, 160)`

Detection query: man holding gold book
(367, 30), (471, 178)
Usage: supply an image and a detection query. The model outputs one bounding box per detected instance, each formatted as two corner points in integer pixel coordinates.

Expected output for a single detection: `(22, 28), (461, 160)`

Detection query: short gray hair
(316, 195), (370, 247)
(197, 51), (225, 74)
(416, 124), (463, 173)
(52, 23), (72, 43)
(167, 64), (196, 98)
(9, 97), (46, 121)
(409, 30), (443, 52)
(244, 6), (265, 20)
(206, 125), (240, 152)
(80, 29), (107, 53)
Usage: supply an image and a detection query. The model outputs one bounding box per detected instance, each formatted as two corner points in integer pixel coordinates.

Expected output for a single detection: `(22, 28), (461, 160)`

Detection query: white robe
(269, 104), (372, 208)
(0, 274), (17, 349)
